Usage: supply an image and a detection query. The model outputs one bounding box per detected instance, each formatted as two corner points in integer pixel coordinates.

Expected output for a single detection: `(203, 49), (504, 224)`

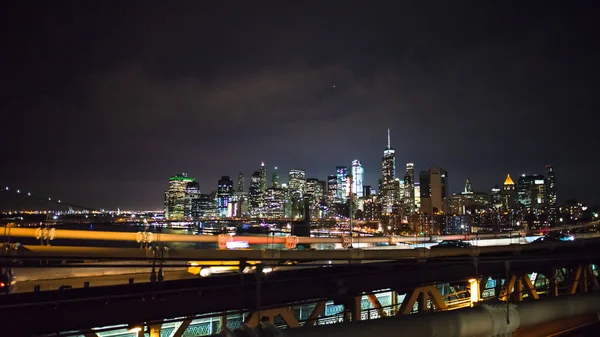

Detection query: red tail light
(0, 282), (5, 288)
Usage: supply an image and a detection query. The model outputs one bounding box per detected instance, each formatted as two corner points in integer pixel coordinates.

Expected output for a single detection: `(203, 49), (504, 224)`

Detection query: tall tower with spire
(259, 162), (267, 192)
(381, 129), (396, 214)
(503, 174), (516, 211)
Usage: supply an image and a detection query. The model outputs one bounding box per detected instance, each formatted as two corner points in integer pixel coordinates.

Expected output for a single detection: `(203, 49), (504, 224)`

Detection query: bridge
(0, 234), (599, 336)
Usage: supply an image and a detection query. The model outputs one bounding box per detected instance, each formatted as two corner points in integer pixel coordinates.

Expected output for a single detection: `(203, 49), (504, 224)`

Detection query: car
(0, 268), (16, 294)
(430, 240), (473, 249)
(532, 233), (575, 243)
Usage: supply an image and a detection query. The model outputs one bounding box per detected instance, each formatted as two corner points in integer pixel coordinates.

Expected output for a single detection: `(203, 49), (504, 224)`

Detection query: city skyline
(1, 2), (599, 210)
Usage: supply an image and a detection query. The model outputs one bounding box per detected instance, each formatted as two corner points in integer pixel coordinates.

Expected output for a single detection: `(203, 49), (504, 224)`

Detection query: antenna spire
(387, 128), (391, 148)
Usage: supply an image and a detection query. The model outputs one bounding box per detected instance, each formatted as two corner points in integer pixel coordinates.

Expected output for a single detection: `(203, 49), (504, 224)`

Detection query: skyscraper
(185, 181), (200, 218)
(405, 163), (415, 212)
(336, 166), (348, 202)
(517, 174), (546, 213)
(288, 169), (306, 199)
(272, 166), (281, 188)
(259, 162), (267, 192)
(327, 175), (337, 205)
(236, 172), (244, 193)
(490, 185), (502, 211)
(305, 178), (325, 218)
(503, 174), (517, 211)
(217, 176), (234, 217)
(418, 168), (447, 214)
(464, 178), (473, 193)
(429, 168), (448, 214)
(546, 165), (557, 218)
(164, 173), (196, 220)
(419, 171), (431, 214)
(264, 187), (285, 218)
(414, 182), (421, 210)
(351, 160), (364, 198)
(381, 129), (396, 213)
(249, 171), (263, 216)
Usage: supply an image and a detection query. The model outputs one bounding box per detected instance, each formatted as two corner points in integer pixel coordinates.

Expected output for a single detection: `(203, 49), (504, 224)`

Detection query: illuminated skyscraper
(217, 176), (234, 217)
(464, 178), (473, 193)
(259, 162), (267, 192)
(381, 129), (396, 213)
(164, 173), (196, 220)
(503, 174), (517, 211)
(414, 182), (421, 210)
(490, 185), (502, 211)
(197, 193), (217, 218)
(327, 175), (337, 205)
(336, 166), (348, 202)
(272, 166), (281, 188)
(306, 178), (326, 218)
(185, 181), (200, 218)
(404, 163), (415, 212)
(249, 171), (263, 216)
(546, 165), (557, 219)
(351, 160), (364, 198)
(264, 187), (285, 218)
(288, 169), (306, 199)
(517, 174), (546, 213)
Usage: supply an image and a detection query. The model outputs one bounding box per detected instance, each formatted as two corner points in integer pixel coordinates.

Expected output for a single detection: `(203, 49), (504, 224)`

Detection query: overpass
(0, 238), (599, 336)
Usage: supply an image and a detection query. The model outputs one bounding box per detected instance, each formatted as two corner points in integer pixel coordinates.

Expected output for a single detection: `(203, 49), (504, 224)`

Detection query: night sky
(1, 1), (598, 210)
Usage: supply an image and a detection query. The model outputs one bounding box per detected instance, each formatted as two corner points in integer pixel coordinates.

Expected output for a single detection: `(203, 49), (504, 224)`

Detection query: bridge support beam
(569, 264), (599, 294)
(343, 296), (362, 322)
(397, 285), (447, 315)
(306, 301), (326, 326)
(499, 274), (539, 302)
(367, 294), (387, 318)
(170, 316), (194, 337)
(245, 307), (300, 328)
(390, 291), (398, 316)
(148, 324), (161, 337)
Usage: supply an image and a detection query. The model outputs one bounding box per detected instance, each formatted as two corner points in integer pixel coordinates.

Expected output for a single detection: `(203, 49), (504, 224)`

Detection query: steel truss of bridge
(1, 239), (600, 336)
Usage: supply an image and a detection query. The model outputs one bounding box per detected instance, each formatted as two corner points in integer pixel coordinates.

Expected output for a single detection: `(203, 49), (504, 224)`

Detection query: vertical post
(148, 325), (161, 337)
(220, 315), (227, 331)
(418, 292), (427, 313)
(468, 278), (480, 305)
(391, 290), (398, 316)
(549, 266), (559, 297)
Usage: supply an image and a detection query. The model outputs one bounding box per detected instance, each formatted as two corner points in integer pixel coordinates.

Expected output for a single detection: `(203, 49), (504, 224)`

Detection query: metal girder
(397, 285), (447, 315)
(366, 294), (387, 318)
(499, 274), (539, 301)
(305, 301), (326, 326)
(169, 316), (193, 337)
